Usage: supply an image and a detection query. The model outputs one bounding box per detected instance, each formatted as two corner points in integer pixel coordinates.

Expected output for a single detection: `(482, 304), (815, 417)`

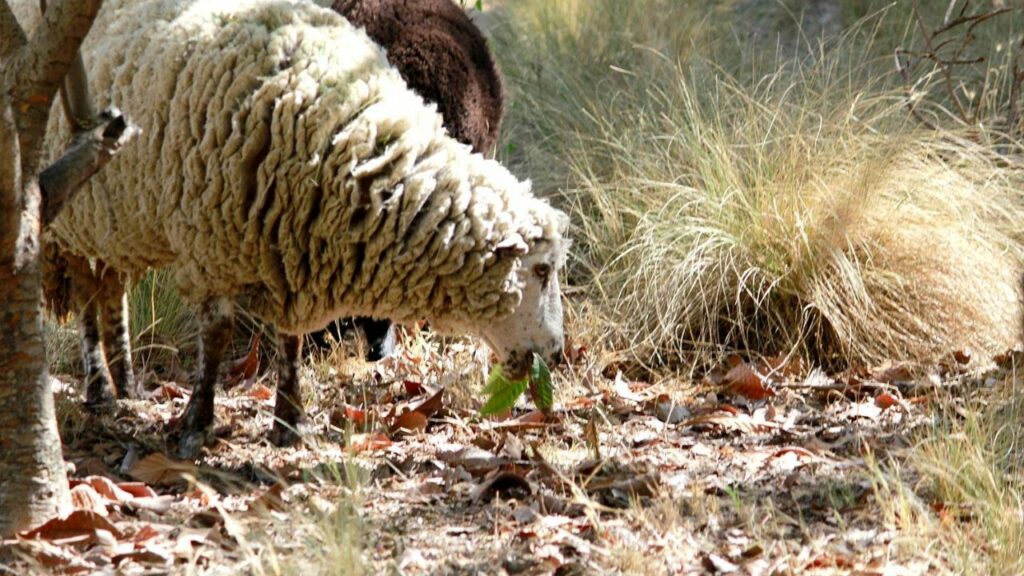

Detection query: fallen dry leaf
(702, 552), (740, 573)
(873, 363), (914, 384)
(69, 476), (134, 503)
(682, 410), (777, 434)
(69, 484), (108, 516)
(129, 524), (163, 544)
(348, 432), (392, 453)
(124, 496), (176, 515)
(438, 446), (510, 475)
(769, 446), (817, 460)
(113, 546), (173, 567)
(128, 452), (197, 486)
(333, 404), (369, 427)
(116, 482), (158, 499)
(19, 510), (123, 543)
(722, 363), (775, 401)
(245, 384), (274, 401)
(9, 539), (92, 572)
(393, 410), (429, 433)
(479, 410), (551, 432)
(225, 332), (261, 390)
(844, 400), (883, 421)
(250, 483), (287, 515)
(760, 354), (807, 378)
(412, 388), (444, 419)
(875, 393), (900, 410)
(613, 372), (646, 403)
(148, 382), (188, 401)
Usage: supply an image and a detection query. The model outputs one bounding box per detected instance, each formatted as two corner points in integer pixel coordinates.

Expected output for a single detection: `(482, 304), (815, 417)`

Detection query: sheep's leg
(64, 253), (116, 409)
(80, 299), (116, 410)
(97, 271), (136, 399)
(178, 298), (234, 459)
(270, 333), (306, 447)
(353, 317), (395, 361)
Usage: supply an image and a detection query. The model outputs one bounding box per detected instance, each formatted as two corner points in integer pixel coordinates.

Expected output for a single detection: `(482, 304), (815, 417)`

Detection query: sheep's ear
(495, 235), (528, 257)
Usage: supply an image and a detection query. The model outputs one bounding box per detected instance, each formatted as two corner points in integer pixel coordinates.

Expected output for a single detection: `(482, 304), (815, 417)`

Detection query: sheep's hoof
(176, 397), (215, 460)
(269, 420), (307, 448)
(177, 429), (209, 460)
(84, 376), (117, 413)
(112, 367), (139, 400)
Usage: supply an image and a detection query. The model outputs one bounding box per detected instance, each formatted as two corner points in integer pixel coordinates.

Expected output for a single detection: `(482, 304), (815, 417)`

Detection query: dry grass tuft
(492, 0), (1024, 371)
(128, 270), (197, 375)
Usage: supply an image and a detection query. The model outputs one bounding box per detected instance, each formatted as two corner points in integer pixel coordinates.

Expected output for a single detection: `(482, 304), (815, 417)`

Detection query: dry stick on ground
(0, 0), (138, 535)
(895, 0), (1012, 130)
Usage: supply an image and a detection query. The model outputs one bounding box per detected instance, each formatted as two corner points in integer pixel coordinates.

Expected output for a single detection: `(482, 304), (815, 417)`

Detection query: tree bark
(0, 92), (71, 535)
(0, 0), (136, 536)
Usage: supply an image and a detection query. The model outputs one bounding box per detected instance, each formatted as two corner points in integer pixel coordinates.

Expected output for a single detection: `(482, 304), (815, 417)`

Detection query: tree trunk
(0, 0), (136, 536)
(0, 211), (71, 535)
(0, 97), (70, 535)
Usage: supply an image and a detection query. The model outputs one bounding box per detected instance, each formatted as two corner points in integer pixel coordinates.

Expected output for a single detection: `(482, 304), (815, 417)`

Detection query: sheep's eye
(533, 263), (551, 280)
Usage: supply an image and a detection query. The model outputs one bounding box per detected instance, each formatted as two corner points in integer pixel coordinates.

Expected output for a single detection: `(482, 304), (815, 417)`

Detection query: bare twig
(39, 108), (140, 225)
(894, 48), (939, 131)
(897, 0), (1020, 133)
(59, 53), (97, 131)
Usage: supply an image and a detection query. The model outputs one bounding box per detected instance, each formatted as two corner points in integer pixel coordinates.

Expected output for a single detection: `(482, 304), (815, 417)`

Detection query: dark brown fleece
(333, 0), (503, 155)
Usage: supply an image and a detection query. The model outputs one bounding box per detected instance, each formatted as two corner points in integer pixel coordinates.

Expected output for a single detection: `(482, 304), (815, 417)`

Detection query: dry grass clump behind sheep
(492, 0), (1024, 370)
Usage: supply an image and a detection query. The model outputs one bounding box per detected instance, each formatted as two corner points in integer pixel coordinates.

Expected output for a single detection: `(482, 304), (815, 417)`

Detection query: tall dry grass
(869, 375), (1024, 575)
(491, 0), (1024, 370)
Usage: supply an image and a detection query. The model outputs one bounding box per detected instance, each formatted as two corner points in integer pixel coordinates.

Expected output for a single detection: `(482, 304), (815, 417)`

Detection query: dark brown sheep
(333, 0), (503, 155)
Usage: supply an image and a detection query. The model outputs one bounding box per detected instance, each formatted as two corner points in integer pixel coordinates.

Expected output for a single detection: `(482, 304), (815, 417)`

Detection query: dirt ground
(3, 322), (1004, 575)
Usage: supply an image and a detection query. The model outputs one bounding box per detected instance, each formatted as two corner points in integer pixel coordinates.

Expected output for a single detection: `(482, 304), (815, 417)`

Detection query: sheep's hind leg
(178, 298), (234, 459)
(64, 254), (116, 410)
(98, 271), (137, 399)
(80, 298), (116, 410)
(270, 333), (307, 447)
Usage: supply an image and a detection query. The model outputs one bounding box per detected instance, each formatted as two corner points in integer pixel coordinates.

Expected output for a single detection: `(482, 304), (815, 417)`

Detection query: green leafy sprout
(480, 355), (553, 416)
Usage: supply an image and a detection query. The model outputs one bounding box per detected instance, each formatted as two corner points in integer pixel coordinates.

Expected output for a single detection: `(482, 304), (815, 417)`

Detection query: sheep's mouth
(502, 350), (534, 381)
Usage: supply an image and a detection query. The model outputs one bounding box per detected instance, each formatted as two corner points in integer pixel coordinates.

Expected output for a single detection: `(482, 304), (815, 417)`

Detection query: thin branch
(59, 53), (97, 132)
(895, 48), (939, 131)
(39, 108), (139, 226)
(910, 0), (970, 122)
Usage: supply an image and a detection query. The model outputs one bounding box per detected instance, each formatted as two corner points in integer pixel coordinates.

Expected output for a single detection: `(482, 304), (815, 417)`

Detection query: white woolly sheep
(26, 0), (568, 458)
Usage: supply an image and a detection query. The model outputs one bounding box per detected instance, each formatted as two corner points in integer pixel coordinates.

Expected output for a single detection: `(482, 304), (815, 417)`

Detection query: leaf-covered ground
(1, 328), (1012, 575)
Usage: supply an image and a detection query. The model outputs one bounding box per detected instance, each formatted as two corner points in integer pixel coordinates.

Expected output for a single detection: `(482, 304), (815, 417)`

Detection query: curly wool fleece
(42, 0), (567, 334)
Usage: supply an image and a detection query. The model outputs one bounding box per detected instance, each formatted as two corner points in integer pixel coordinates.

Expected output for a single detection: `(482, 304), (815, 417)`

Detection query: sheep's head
(480, 217), (570, 380)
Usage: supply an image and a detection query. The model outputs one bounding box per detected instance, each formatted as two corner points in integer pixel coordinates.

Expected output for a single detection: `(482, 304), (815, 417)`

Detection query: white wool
(22, 0), (568, 334)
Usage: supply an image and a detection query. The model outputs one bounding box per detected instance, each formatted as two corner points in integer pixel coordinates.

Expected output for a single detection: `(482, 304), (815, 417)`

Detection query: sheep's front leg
(353, 317), (395, 361)
(98, 273), (136, 399)
(270, 333), (306, 447)
(178, 298), (234, 459)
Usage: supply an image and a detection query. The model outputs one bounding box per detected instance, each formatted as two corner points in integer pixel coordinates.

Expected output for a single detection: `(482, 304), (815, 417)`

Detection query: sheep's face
(481, 238), (566, 380)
